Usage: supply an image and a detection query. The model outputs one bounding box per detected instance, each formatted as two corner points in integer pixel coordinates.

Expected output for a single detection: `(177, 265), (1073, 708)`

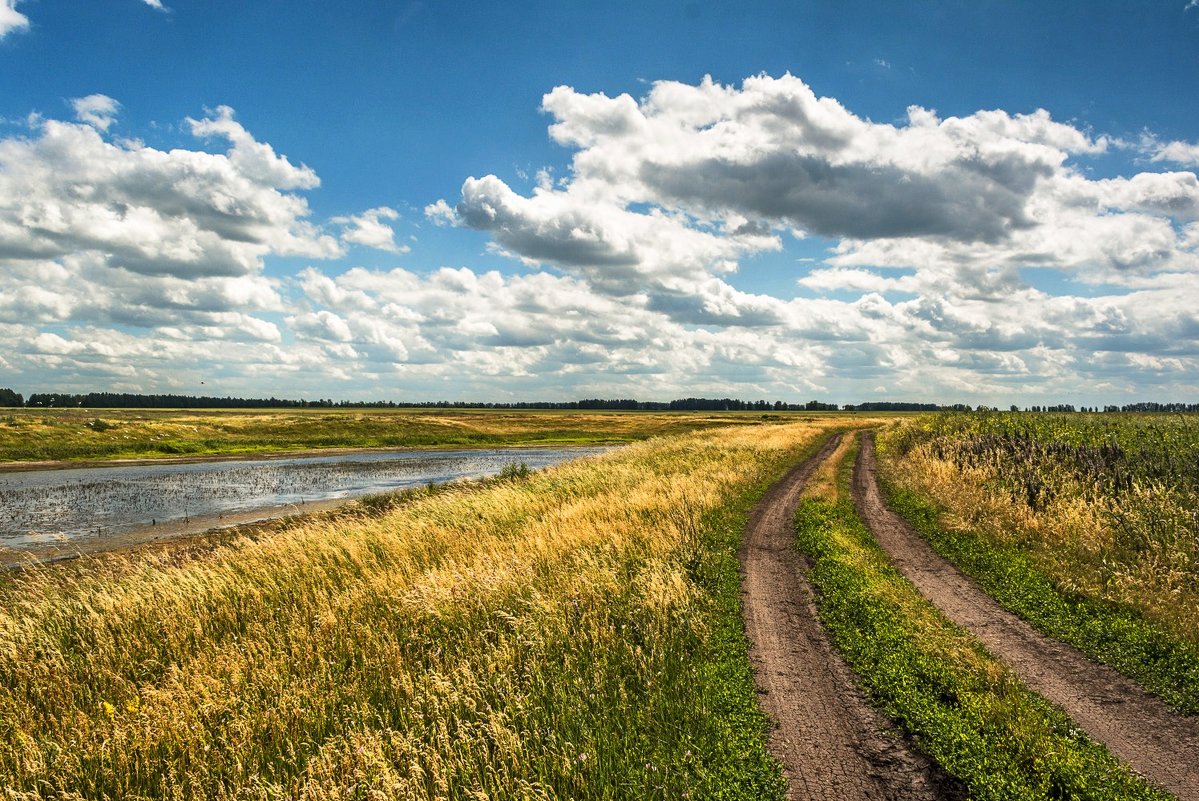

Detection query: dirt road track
(741, 434), (961, 801)
(853, 432), (1199, 801)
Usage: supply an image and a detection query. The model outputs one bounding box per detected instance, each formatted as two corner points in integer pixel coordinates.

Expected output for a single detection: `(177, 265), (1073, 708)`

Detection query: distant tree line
(841, 402), (942, 412)
(1105, 402), (1199, 413)
(24, 392), (335, 409)
(11, 391), (843, 412)
(2, 388), (1193, 413)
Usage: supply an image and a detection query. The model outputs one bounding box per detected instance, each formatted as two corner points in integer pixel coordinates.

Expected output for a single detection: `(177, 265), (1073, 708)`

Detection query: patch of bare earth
(854, 432), (1199, 801)
(741, 434), (960, 800)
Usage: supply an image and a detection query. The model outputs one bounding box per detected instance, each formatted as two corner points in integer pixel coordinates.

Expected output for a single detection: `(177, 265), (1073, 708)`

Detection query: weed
(497, 461), (532, 481)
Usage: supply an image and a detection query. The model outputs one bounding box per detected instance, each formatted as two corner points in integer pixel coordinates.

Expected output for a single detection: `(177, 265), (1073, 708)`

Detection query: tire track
(853, 432), (1199, 801)
(740, 433), (957, 801)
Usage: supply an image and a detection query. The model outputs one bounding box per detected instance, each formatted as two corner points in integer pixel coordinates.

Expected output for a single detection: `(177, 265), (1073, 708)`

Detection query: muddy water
(0, 446), (608, 551)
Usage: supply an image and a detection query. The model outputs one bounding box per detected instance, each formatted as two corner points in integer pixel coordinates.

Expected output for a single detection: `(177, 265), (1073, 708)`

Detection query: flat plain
(0, 407), (792, 465)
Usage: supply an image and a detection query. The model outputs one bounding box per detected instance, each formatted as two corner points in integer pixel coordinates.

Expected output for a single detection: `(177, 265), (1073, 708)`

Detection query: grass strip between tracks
(793, 437), (1171, 801)
(879, 484), (1199, 715)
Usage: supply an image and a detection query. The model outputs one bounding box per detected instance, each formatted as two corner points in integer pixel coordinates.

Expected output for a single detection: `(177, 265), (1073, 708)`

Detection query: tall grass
(878, 413), (1199, 711)
(0, 421), (843, 799)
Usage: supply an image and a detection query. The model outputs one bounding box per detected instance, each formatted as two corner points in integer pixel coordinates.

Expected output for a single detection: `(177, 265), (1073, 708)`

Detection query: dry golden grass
(0, 418), (849, 799)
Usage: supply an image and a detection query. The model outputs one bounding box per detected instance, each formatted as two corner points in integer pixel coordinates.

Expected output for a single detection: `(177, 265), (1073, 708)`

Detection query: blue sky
(2, 1), (1198, 405)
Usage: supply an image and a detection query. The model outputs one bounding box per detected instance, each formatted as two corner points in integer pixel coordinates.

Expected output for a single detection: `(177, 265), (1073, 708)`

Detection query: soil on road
(853, 432), (1199, 801)
(740, 434), (961, 801)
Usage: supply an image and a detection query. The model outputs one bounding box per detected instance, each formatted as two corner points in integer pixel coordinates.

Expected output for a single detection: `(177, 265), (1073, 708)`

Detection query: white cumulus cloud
(8, 75), (1199, 405)
(71, 94), (121, 131)
(427, 74), (1199, 402)
(0, 103), (339, 280)
(333, 206), (409, 253)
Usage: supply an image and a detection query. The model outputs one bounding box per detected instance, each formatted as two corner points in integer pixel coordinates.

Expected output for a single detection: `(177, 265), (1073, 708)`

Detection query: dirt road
(740, 434), (959, 800)
(853, 432), (1199, 801)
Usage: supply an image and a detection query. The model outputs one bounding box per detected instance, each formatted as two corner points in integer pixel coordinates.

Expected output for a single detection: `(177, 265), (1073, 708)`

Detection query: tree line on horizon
(0, 389), (1195, 414)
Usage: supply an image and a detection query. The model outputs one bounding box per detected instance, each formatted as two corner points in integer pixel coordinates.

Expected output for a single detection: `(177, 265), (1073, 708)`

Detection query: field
(0, 417), (850, 799)
(3, 409), (1197, 800)
(877, 413), (1199, 711)
(0, 408), (787, 464)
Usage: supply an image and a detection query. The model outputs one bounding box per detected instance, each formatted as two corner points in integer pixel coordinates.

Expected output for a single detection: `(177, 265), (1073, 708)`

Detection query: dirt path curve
(741, 434), (959, 801)
(853, 432), (1199, 801)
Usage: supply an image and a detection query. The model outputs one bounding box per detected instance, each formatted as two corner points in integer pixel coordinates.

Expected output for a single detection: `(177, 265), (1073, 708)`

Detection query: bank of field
(0, 408), (790, 464)
(0, 419), (851, 799)
(878, 413), (1199, 712)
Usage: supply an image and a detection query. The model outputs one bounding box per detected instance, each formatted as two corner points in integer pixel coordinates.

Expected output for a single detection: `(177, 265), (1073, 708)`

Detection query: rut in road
(740, 433), (961, 801)
(853, 432), (1199, 801)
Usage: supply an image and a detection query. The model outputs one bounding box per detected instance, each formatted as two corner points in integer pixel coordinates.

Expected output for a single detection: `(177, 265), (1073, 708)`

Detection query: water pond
(0, 446), (609, 552)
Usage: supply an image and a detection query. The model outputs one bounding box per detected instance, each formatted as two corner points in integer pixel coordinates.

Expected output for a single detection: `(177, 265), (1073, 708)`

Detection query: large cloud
(533, 76), (1108, 243)
(437, 73), (1191, 328)
(0, 98), (390, 394)
(0, 102), (339, 279)
(440, 74), (1197, 287)
(423, 74), (1199, 402)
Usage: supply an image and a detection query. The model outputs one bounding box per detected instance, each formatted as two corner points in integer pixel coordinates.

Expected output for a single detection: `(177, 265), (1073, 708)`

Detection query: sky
(2, 1), (1199, 406)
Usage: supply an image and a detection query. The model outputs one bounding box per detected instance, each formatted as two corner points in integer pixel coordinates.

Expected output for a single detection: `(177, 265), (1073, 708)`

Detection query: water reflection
(0, 447), (608, 549)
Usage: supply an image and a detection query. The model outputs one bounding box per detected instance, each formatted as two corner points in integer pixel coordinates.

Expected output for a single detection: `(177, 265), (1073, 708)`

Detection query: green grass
(882, 484), (1199, 714)
(792, 440), (1171, 801)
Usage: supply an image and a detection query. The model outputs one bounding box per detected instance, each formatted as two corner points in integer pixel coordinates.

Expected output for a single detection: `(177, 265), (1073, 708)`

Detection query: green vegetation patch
(793, 443), (1170, 800)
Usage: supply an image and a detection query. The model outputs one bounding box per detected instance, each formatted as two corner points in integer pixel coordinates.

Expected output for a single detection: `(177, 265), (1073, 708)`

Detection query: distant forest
(0, 388), (1195, 413)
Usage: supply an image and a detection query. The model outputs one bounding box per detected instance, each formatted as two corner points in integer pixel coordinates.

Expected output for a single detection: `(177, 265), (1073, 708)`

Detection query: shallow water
(0, 447), (608, 549)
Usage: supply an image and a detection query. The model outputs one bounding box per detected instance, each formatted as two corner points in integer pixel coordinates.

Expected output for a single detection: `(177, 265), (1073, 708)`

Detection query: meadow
(877, 413), (1199, 712)
(0, 408), (780, 464)
(0, 418), (851, 799)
